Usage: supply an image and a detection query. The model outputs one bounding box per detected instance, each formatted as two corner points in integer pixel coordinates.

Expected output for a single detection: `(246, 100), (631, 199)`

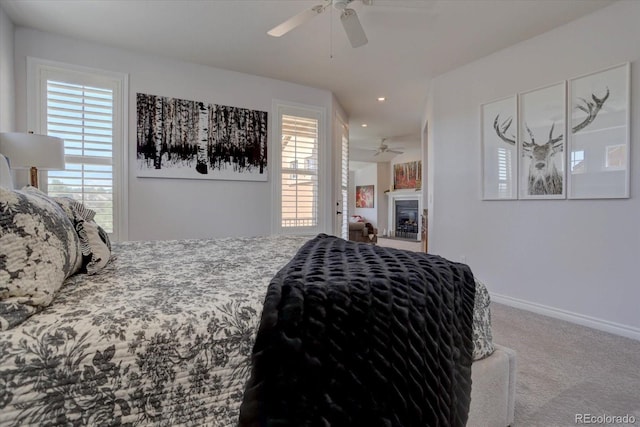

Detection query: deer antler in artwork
(493, 115), (515, 145)
(572, 87), (610, 133)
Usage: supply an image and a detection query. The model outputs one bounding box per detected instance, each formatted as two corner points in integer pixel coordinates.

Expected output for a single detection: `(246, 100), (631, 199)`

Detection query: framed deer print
(481, 96), (518, 200)
(518, 82), (567, 199)
(567, 63), (630, 199)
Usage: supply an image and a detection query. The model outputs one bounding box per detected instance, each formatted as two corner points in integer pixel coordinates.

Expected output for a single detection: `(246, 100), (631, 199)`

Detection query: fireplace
(386, 191), (422, 241)
(395, 200), (419, 240)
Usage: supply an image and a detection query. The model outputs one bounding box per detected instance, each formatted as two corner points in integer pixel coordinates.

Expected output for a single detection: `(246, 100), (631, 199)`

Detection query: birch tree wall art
(393, 161), (421, 190)
(136, 93), (268, 181)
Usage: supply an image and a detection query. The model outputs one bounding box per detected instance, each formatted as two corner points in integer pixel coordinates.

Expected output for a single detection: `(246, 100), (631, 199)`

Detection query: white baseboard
(491, 293), (640, 342)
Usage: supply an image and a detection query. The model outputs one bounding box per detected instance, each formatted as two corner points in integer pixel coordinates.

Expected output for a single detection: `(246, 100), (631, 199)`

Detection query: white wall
(376, 162), (390, 234)
(427, 1), (640, 338)
(353, 163), (378, 227)
(12, 28), (337, 241)
(0, 5), (14, 131)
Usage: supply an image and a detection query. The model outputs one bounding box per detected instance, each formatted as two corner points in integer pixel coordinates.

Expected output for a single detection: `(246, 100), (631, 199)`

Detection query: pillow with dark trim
(49, 194), (113, 275)
(76, 218), (112, 275)
(52, 195), (96, 223)
(0, 186), (82, 330)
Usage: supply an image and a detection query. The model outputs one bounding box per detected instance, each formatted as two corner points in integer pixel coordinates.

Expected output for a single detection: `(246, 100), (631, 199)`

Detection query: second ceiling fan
(373, 138), (403, 156)
(268, 0), (369, 48)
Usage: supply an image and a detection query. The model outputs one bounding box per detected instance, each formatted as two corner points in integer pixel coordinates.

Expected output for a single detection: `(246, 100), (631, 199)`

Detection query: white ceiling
(1, 0), (616, 162)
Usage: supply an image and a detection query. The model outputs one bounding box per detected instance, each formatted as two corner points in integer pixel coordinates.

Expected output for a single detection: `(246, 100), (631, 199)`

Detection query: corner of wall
(0, 5), (15, 131)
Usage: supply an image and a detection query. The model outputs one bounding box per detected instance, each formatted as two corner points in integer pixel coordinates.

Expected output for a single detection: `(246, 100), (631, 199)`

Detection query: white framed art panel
(567, 62), (630, 199)
(518, 81), (567, 200)
(481, 96), (518, 200)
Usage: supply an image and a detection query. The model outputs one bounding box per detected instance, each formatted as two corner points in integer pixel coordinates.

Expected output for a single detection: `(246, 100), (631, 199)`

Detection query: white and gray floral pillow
(472, 278), (495, 360)
(0, 186), (82, 330)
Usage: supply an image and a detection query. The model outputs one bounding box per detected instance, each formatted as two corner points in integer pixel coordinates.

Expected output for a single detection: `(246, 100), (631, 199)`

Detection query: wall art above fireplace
(393, 160), (422, 190)
(136, 93), (268, 181)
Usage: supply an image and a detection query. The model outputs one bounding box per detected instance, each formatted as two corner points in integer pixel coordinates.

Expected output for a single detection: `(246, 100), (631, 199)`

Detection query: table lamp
(0, 132), (65, 188)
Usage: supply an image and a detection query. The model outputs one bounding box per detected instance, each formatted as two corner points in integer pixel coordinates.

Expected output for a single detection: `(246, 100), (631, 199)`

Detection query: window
(28, 58), (127, 240)
(273, 103), (325, 234)
(339, 121), (349, 239)
(281, 114), (318, 228)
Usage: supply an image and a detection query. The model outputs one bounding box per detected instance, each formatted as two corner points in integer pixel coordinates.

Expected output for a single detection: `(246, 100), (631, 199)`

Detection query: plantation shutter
(281, 114), (319, 228)
(340, 129), (349, 239)
(46, 80), (115, 232)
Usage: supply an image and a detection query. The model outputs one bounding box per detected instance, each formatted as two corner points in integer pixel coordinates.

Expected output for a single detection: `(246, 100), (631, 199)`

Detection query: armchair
(348, 221), (378, 244)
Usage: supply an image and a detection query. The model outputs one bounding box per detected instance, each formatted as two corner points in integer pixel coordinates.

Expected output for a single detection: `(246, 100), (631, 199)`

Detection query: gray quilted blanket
(239, 234), (476, 427)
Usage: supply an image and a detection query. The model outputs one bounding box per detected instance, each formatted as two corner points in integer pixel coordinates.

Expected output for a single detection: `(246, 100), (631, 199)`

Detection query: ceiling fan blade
(373, 151), (381, 156)
(268, 5), (324, 37)
(340, 8), (368, 48)
(388, 150), (404, 154)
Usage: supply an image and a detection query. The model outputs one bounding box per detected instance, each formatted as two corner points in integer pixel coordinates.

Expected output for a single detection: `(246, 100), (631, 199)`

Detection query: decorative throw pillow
(349, 215), (364, 223)
(52, 195), (96, 223)
(0, 186), (82, 330)
(49, 194), (112, 275)
(472, 278), (495, 360)
(75, 218), (112, 275)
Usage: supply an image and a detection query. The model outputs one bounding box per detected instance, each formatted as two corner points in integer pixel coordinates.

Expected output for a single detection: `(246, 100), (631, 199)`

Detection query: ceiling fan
(373, 138), (403, 156)
(268, 0), (370, 48)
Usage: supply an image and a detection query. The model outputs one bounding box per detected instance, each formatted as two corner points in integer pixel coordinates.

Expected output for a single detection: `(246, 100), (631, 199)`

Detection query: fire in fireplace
(395, 200), (419, 240)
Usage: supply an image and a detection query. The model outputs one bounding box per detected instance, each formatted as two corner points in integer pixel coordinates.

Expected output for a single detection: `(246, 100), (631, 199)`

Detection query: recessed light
(361, 123), (368, 127)
(377, 97), (386, 102)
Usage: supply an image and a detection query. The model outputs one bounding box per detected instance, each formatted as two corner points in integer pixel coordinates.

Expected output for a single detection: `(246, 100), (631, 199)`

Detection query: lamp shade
(0, 132), (65, 171)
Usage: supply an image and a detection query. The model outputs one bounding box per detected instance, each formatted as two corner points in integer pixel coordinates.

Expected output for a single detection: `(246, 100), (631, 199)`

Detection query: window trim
(27, 57), (129, 241)
(271, 100), (327, 235)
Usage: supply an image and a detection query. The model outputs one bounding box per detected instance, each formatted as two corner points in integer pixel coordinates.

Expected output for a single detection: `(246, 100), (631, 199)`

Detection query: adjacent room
(1, 1), (638, 425)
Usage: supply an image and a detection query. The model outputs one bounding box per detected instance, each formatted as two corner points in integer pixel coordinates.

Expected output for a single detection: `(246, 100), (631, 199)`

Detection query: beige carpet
(490, 303), (640, 427)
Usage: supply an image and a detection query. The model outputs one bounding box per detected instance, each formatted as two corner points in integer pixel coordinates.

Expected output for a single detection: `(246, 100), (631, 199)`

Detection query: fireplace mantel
(385, 190), (422, 241)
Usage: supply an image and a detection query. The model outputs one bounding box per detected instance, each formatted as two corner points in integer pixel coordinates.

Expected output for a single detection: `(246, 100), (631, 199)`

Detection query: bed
(1, 185), (515, 426)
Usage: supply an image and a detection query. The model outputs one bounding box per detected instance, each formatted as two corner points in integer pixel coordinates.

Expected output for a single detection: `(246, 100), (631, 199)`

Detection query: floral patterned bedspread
(0, 235), (311, 427)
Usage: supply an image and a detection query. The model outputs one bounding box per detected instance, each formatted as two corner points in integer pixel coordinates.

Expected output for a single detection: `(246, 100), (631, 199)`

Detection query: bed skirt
(468, 344), (517, 427)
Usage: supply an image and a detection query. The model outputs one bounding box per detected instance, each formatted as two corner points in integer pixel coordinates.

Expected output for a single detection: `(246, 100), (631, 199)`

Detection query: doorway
(421, 121), (429, 253)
